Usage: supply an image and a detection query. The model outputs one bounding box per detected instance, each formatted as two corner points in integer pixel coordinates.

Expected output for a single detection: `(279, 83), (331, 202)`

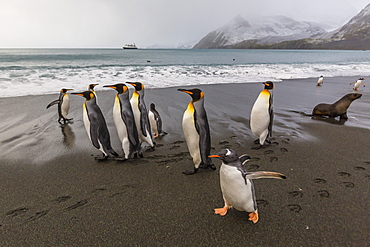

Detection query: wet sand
(0, 76), (369, 246)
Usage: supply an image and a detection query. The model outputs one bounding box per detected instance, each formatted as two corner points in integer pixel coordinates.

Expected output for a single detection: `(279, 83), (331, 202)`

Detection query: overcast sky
(1, 0), (369, 48)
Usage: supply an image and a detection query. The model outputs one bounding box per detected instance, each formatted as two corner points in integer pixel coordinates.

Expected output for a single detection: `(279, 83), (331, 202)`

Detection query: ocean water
(0, 48), (369, 97)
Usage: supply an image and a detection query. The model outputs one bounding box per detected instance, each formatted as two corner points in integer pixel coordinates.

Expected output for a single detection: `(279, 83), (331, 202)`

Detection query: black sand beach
(0, 76), (369, 246)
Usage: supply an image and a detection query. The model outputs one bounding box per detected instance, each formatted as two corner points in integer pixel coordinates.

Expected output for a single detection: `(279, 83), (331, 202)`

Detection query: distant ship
(123, 43), (138, 49)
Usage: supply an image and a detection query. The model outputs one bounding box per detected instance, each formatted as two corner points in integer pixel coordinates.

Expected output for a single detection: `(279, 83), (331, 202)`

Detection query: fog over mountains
(194, 3), (370, 49)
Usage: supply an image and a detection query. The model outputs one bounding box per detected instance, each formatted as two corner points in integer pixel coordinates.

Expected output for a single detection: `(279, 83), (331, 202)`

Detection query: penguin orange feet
(153, 133), (159, 138)
(248, 211), (259, 223)
(214, 207), (229, 216)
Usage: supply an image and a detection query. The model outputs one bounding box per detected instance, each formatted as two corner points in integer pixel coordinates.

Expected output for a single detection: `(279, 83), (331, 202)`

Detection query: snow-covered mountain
(193, 15), (326, 49)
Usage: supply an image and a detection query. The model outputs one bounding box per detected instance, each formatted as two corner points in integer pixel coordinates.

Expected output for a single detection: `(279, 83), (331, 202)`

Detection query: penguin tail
(245, 171), (286, 180)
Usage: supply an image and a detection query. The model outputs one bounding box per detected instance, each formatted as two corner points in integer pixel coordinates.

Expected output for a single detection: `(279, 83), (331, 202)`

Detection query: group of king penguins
(47, 81), (286, 224)
(47, 82), (167, 161)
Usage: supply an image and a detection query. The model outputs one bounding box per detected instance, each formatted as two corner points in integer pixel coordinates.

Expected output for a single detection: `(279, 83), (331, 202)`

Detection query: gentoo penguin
(350, 78), (365, 90)
(127, 82), (155, 149)
(316, 75), (324, 86)
(209, 148), (286, 224)
(72, 91), (118, 161)
(104, 83), (142, 160)
(149, 103), (167, 138)
(46, 88), (73, 124)
(178, 88), (216, 175)
(250, 81), (274, 148)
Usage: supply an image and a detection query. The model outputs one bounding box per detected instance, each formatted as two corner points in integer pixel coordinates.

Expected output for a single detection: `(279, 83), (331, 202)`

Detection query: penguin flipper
(245, 171), (286, 180)
(89, 116), (101, 149)
(194, 112), (212, 166)
(46, 100), (60, 109)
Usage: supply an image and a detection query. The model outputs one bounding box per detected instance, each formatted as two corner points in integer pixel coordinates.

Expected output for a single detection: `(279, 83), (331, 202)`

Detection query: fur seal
(312, 93), (362, 120)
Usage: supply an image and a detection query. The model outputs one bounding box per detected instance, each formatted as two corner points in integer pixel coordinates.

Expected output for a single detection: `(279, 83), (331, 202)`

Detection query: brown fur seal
(312, 93), (362, 120)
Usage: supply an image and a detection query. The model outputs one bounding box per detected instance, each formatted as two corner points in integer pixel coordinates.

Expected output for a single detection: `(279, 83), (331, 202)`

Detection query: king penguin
(149, 103), (168, 138)
(104, 83), (142, 160)
(178, 88), (215, 175)
(46, 88), (73, 124)
(209, 148), (286, 224)
(88, 84), (98, 94)
(127, 82), (155, 149)
(72, 91), (118, 161)
(250, 81), (274, 148)
(316, 76), (324, 86)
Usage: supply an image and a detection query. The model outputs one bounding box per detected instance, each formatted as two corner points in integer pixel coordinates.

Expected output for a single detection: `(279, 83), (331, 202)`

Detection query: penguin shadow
(60, 123), (76, 148)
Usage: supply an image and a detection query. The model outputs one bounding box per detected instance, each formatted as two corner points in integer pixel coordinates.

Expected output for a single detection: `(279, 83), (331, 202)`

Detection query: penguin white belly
(354, 81), (361, 89)
(148, 111), (158, 135)
(112, 97), (129, 157)
(182, 106), (201, 167)
(250, 96), (270, 138)
(220, 164), (256, 212)
(82, 104), (91, 142)
(61, 94), (70, 118)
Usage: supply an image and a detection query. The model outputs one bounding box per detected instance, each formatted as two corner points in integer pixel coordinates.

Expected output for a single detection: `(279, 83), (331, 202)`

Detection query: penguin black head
(61, 88), (73, 93)
(209, 148), (251, 165)
(104, 83), (128, 94)
(127, 82), (144, 91)
(263, 81), (274, 90)
(88, 84), (99, 91)
(177, 88), (204, 101)
(72, 91), (95, 100)
(150, 103), (156, 110)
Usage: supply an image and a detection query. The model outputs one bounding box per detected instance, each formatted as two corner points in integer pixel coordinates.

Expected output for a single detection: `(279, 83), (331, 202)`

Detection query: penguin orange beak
(71, 93), (84, 97)
(209, 154), (221, 158)
(103, 85), (116, 89)
(127, 82), (136, 86)
(178, 89), (193, 95)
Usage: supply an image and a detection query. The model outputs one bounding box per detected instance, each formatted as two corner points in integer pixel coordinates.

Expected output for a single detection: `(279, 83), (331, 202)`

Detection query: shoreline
(0, 76), (369, 245)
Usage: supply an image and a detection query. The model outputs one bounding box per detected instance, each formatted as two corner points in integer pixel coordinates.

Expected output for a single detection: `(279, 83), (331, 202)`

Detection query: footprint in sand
(280, 148), (288, 153)
(354, 166), (366, 171)
(288, 204), (302, 213)
(314, 178), (327, 184)
(53, 196), (72, 203)
(338, 172), (351, 177)
(288, 191), (303, 198)
(66, 199), (88, 210)
(173, 141), (184, 145)
(270, 157), (278, 162)
(342, 182), (355, 188)
(170, 145), (181, 150)
(264, 150), (274, 155)
(25, 209), (49, 223)
(256, 199), (269, 208)
(317, 190), (330, 198)
(6, 207), (29, 217)
(219, 140), (229, 145)
(282, 138), (290, 144)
